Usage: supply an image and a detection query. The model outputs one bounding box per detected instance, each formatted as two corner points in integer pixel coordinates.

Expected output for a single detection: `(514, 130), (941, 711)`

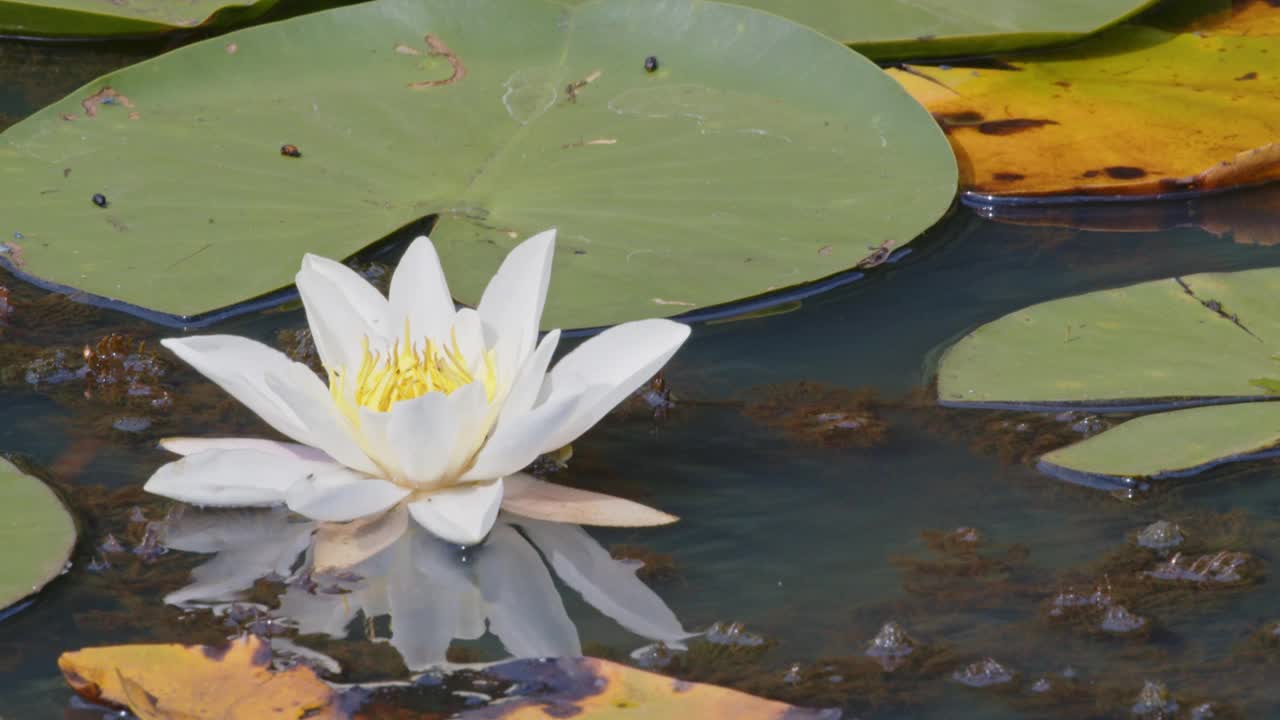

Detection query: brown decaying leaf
(59, 635), (341, 720)
(454, 656), (834, 719)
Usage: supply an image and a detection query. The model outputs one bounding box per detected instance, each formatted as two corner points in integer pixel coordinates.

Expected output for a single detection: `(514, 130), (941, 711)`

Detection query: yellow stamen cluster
(330, 320), (496, 416)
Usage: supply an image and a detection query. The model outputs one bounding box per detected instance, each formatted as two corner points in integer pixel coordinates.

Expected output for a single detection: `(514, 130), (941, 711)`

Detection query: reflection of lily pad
(889, 0), (1280, 200)
(732, 0), (1159, 60)
(937, 268), (1280, 481)
(0, 0), (955, 330)
(0, 457), (76, 612)
(0, 0), (280, 38)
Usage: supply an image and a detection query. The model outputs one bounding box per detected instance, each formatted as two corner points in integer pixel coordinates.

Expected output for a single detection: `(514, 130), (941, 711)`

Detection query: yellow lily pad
(889, 0), (1280, 201)
(59, 635), (340, 720)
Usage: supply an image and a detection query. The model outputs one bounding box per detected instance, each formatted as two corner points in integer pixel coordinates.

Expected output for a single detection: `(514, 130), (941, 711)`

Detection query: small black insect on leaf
(644, 55), (659, 73)
(92, 193), (108, 208)
(280, 144), (302, 158)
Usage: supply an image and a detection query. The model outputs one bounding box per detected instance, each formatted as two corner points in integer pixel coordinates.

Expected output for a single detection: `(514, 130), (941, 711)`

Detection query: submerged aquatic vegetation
(864, 621), (916, 671)
(743, 382), (889, 449)
(951, 657), (1014, 688)
(146, 230), (690, 545)
(1135, 520), (1185, 552)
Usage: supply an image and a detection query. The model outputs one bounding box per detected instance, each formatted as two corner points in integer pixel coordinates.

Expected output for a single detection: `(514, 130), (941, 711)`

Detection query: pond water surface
(4, 26), (1280, 720)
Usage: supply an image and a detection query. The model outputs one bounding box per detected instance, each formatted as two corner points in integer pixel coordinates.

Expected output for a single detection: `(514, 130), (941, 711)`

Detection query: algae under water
(4, 30), (1280, 720)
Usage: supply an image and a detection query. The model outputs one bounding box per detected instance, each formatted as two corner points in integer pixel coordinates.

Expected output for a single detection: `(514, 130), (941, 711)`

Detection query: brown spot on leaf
(407, 34), (467, 89)
(1053, 81), (1072, 88)
(1236, 71), (1258, 80)
(977, 118), (1058, 135)
(1104, 165), (1148, 180)
(81, 87), (134, 118)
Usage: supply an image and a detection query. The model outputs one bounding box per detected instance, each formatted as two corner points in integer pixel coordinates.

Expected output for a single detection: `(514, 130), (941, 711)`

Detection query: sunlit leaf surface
(890, 0), (1280, 201)
(0, 0), (954, 329)
(58, 635), (340, 720)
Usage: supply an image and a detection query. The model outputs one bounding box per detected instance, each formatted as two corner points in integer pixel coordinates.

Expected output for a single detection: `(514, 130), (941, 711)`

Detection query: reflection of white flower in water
(161, 507), (690, 670)
(160, 506), (314, 606)
(145, 230), (690, 545)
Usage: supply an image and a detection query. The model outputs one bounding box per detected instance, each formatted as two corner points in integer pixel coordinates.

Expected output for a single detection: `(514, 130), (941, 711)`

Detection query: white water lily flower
(145, 230), (689, 545)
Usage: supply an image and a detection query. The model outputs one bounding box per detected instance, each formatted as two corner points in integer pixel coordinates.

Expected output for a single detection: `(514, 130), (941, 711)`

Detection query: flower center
(329, 320), (496, 416)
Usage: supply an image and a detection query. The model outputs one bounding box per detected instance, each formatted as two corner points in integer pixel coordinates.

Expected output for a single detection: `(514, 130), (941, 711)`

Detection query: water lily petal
(389, 236), (456, 344)
(355, 406), (408, 481)
(518, 518), (691, 646)
(408, 479), (504, 545)
(461, 390), (584, 482)
(443, 382), (498, 480)
(501, 473), (678, 526)
(450, 308), (487, 378)
(539, 319), (690, 451)
(265, 370), (381, 476)
(145, 448), (332, 507)
(159, 437), (332, 463)
(162, 336), (319, 445)
(500, 329), (560, 418)
(386, 391), (454, 488)
(286, 466), (410, 522)
(297, 253), (391, 371)
(477, 229), (555, 387)
(477, 523), (580, 658)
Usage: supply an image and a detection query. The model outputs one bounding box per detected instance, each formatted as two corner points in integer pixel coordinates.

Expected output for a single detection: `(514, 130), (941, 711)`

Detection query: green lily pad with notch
(937, 267), (1280, 480)
(0, 0), (955, 330)
(0, 0), (281, 38)
(0, 457), (76, 613)
(727, 0), (1160, 60)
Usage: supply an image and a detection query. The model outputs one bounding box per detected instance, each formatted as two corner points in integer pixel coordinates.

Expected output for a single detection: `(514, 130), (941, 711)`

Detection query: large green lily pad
(938, 268), (1280, 480)
(0, 0), (279, 38)
(730, 0), (1159, 60)
(0, 0), (955, 330)
(0, 457), (76, 612)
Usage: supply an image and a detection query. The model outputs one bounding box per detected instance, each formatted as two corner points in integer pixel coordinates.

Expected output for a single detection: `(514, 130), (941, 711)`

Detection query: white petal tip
(408, 480), (504, 546)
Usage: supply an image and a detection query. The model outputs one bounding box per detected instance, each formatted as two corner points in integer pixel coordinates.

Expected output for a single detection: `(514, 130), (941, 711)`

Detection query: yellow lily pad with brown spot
(456, 656), (834, 719)
(889, 0), (1280, 201)
(59, 635), (341, 720)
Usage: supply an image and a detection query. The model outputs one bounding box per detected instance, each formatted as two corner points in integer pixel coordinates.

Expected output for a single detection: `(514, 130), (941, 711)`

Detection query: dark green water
(4, 26), (1280, 720)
